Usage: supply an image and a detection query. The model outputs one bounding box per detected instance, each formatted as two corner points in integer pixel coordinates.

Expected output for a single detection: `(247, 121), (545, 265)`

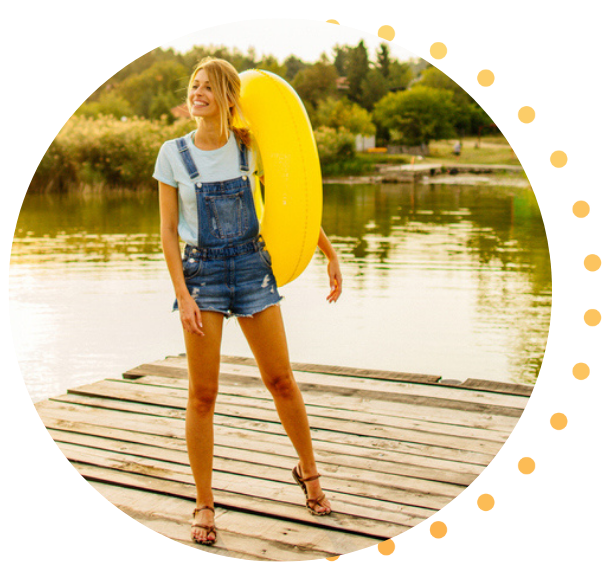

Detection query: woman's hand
(178, 294), (205, 336)
(326, 256), (343, 303)
(159, 182), (205, 336)
(317, 226), (343, 303)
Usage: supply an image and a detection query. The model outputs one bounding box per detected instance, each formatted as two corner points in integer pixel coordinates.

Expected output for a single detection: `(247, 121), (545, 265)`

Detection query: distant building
(355, 134), (375, 152)
(336, 76), (349, 90)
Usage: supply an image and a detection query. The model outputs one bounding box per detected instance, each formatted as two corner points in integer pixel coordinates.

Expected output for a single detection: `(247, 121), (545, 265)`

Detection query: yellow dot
(573, 201), (590, 218)
(573, 362), (590, 380)
(429, 42), (447, 59)
(378, 25), (395, 41)
(430, 521), (447, 539)
(518, 106), (535, 123)
(477, 70), (495, 87)
(477, 494), (495, 511)
(518, 457), (535, 474)
(326, 19), (339, 25)
(584, 254), (601, 271)
(326, 555), (340, 561)
(550, 150), (568, 168)
(378, 539), (395, 555)
(550, 413), (568, 430)
(584, 309), (601, 326)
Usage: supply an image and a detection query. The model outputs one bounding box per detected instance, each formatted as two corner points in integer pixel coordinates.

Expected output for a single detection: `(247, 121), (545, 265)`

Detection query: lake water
(10, 179), (551, 403)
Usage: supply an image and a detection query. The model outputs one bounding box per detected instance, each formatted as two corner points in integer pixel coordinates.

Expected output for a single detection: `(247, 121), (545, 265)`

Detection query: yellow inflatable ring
(237, 69), (322, 287)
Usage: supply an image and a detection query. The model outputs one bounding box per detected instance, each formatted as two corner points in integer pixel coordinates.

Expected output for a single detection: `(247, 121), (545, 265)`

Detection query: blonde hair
(186, 57), (251, 147)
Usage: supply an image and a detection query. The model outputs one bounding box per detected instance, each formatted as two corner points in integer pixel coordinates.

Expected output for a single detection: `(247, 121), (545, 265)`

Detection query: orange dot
(428, 40), (449, 60)
(518, 457), (535, 474)
(477, 70), (494, 87)
(430, 521), (447, 538)
(573, 201), (590, 218)
(573, 363), (590, 380)
(518, 106), (535, 123)
(326, 19), (339, 25)
(326, 555), (340, 561)
(378, 539), (395, 555)
(550, 413), (568, 430)
(584, 254), (601, 271)
(377, 24), (398, 42)
(477, 494), (495, 511)
(584, 309), (601, 326)
(550, 150), (568, 168)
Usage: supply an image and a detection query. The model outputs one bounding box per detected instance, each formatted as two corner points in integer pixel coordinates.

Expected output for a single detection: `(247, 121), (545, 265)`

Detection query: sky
(161, 18), (420, 64)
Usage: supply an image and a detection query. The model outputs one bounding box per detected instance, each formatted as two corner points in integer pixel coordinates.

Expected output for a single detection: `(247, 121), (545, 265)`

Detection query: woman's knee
(265, 372), (298, 400)
(188, 382), (218, 414)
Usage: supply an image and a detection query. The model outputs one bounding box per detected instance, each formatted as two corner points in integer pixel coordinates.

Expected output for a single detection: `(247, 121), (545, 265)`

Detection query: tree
(314, 97), (376, 135)
(373, 85), (457, 145)
(258, 55), (286, 78)
(117, 60), (188, 118)
(376, 43), (391, 78)
(414, 66), (491, 134)
(360, 68), (389, 111)
(332, 44), (349, 76)
(283, 55), (307, 80)
(292, 61), (338, 108)
(75, 91), (135, 118)
(345, 40), (370, 106)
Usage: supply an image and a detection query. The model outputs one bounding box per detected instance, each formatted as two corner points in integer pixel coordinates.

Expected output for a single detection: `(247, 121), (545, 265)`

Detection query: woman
(153, 57), (343, 546)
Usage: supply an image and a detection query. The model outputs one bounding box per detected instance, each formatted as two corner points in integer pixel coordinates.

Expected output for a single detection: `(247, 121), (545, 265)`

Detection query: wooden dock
(34, 355), (532, 561)
(376, 162), (524, 183)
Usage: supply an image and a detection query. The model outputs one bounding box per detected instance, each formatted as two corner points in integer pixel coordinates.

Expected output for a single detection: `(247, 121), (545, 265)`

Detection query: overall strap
(236, 135), (249, 173)
(176, 136), (200, 180)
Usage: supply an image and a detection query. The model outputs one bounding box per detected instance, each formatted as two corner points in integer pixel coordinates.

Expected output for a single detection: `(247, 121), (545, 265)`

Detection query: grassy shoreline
(27, 114), (518, 194)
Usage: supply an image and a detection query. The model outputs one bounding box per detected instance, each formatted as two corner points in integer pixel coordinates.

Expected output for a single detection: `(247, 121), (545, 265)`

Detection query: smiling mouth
(193, 101), (209, 107)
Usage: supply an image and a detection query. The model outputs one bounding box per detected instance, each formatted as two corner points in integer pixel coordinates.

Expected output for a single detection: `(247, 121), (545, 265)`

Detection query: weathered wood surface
(35, 354), (532, 561)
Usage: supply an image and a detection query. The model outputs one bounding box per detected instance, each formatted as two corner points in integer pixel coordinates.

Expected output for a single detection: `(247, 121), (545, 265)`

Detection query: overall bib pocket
(205, 192), (248, 240)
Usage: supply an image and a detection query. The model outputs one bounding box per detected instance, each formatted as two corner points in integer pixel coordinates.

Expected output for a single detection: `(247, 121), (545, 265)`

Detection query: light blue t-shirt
(153, 130), (263, 246)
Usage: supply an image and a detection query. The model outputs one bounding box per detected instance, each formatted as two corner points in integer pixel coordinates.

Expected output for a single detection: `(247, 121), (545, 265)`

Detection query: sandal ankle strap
(193, 505), (215, 516)
(302, 473), (321, 483)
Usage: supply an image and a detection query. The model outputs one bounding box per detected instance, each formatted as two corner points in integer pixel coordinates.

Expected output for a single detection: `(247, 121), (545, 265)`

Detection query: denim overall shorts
(172, 135), (282, 318)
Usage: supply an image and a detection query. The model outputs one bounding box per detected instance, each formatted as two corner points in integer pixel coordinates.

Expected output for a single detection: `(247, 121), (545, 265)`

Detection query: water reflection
(11, 180), (551, 398)
(319, 182), (550, 382)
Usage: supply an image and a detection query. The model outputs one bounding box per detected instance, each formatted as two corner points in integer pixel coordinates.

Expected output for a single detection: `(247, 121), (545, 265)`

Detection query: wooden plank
(217, 361), (530, 411)
(90, 482), (379, 562)
(215, 354), (444, 384)
(460, 378), (533, 397)
(70, 460), (416, 539)
(123, 355), (534, 397)
(43, 416), (483, 487)
(133, 375), (519, 432)
(117, 376), (517, 443)
(56, 437), (465, 510)
(68, 381), (510, 455)
(47, 390), (501, 465)
(38, 400), (489, 476)
(41, 402), (452, 520)
(125, 359), (528, 416)
(31, 351), (530, 561)
(215, 355), (533, 396)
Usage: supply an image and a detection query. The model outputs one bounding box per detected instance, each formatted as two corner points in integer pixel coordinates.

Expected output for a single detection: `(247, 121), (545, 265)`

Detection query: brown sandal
(191, 505), (216, 545)
(292, 465), (331, 516)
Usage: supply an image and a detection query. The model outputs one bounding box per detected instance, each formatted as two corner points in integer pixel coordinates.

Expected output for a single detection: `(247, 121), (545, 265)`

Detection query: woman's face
(189, 69), (221, 120)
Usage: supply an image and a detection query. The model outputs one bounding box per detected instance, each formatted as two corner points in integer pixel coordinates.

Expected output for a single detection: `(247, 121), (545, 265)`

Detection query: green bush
(28, 115), (194, 193)
(30, 116), (374, 193)
(314, 126), (356, 165)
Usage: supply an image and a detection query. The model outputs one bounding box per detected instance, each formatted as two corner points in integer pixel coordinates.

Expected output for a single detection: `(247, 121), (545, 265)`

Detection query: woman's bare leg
(238, 305), (331, 514)
(183, 310), (225, 542)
